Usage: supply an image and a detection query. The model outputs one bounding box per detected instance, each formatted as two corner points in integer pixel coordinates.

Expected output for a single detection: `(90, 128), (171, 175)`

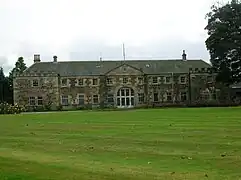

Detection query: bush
(56, 105), (63, 111)
(0, 102), (26, 114)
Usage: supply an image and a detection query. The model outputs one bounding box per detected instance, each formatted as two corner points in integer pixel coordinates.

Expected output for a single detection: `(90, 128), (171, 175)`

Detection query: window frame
(152, 77), (158, 84)
(61, 95), (69, 106)
(61, 79), (68, 87)
(123, 77), (128, 84)
(32, 80), (39, 87)
(78, 94), (85, 105)
(138, 93), (144, 104)
(92, 78), (98, 86)
(92, 94), (99, 104)
(37, 96), (43, 105)
(29, 96), (36, 106)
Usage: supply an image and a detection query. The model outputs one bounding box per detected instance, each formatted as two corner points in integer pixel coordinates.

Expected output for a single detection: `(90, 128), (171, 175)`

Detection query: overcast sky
(0, 0), (225, 74)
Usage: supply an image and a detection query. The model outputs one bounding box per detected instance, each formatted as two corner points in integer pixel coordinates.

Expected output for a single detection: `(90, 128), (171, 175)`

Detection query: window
(212, 92), (217, 100)
(117, 98), (120, 106)
(29, 97), (35, 106)
(61, 79), (67, 86)
(107, 94), (114, 103)
(78, 79), (84, 86)
(92, 95), (99, 104)
(131, 89), (134, 96)
(152, 77), (158, 84)
(180, 76), (186, 83)
(37, 97), (43, 105)
(106, 78), (113, 85)
(165, 77), (171, 84)
(153, 93), (159, 102)
(166, 92), (172, 101)
(78, 94), (85, 105)
(123, 77), (128, 84)
(180, 92), (187, 101)
(93, 78), (98, 85)
(61, 95), (68, 106)
(32, 80), (39, 87)
(207, 76), (212, 83)
(138, 93), (144, 104)
(201, 91), (210, 100)
(138, 77), (144, 84)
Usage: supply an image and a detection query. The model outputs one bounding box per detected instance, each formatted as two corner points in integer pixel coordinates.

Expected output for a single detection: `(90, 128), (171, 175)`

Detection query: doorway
(116, 88), (134, 108)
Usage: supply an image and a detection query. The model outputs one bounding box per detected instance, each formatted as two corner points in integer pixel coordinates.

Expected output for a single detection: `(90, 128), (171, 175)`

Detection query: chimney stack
(53, 55), (57, 62)
(34, 54), (41, 63)
(182, 50), (187, 60)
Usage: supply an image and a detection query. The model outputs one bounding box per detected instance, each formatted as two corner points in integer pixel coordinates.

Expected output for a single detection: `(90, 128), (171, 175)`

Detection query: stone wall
(13, 69), (222, 110)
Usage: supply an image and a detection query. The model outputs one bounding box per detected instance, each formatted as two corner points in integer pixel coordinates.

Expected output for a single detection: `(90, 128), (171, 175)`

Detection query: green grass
(1, 107), (241, 180)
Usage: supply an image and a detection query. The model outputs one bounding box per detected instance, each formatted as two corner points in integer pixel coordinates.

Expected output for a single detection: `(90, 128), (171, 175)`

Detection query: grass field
(0, 108), (241, 180)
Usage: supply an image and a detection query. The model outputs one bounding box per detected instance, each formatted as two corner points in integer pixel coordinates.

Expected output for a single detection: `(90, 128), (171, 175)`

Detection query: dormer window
(32, 80), (39, 87)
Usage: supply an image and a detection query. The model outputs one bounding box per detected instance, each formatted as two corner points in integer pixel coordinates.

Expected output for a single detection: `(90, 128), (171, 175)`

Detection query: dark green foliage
(205, 0), (241, 85)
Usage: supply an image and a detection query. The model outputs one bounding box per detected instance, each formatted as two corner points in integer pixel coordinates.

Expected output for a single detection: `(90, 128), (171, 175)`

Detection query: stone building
(13, 51), (220, 110)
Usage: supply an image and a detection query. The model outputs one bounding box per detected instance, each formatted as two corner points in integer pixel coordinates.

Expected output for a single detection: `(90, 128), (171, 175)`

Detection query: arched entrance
(117, 87), (134, 108)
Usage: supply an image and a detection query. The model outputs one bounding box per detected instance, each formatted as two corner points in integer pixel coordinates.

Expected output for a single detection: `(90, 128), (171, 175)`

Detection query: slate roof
(24, 59), (211, 76)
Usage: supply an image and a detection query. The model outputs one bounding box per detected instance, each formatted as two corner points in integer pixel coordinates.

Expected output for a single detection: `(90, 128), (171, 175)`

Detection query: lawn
(0, 107), (241, 180)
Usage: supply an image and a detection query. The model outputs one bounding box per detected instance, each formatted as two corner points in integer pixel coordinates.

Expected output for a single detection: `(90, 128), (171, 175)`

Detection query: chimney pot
(182, 50), (187, 60)
(34, 54), (41, 63)
(53, 55), (57, 62)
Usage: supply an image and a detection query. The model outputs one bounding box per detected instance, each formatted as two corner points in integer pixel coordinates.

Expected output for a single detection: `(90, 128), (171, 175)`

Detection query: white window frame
(78, 79), (84, 86)
(29, 97), (36, 106)
(37, 96), (43, 105)
(165, 76), (171, 84)
(107, 94), (114, 104)
(61, 79), (68, 87)
(78, 94), (85, 105)
(32, 80), (39, 87)
(138, 77), (144, 84)
(92, 95), (99, 104)
(180, 92), (187, 101)
(61, 95), (69, 106)
(180, 76), (186, 84)
(106, 78), (113, 85)
(166, 92), (172, 101)
(92, 78), (98, 86)
(138, 93), (144, 104)
(123, 77), (128, 84)
(152, 77), (158, 84)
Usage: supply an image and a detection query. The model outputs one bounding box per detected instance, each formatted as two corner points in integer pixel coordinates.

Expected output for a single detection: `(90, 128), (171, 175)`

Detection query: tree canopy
(205, 0), (241, 85)
(0, 57), (28, 104)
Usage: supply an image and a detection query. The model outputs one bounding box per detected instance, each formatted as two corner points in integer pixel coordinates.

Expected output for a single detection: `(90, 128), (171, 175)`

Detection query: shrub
(56, 105), (63, 111)
(0, 102), (26, 114)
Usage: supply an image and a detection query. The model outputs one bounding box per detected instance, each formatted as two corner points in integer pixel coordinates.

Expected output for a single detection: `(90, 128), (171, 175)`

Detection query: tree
(205, 0), (241, 85)
(7, 57), (27, 104)
(0, 67), (5, 102)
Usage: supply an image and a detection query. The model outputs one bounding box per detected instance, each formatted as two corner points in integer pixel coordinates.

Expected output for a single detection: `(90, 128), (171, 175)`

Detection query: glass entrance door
(117, 88), (134, 108)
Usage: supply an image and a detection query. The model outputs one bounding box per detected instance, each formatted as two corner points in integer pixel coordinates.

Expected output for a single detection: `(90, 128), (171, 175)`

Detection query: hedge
(0, 102), (26, 114)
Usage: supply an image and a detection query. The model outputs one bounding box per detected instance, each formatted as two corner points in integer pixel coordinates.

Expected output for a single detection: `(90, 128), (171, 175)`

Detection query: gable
(105, 63), (144, 75)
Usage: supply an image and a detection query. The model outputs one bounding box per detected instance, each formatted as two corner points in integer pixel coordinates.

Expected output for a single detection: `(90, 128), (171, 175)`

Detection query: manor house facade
(13, 51), (219, 109)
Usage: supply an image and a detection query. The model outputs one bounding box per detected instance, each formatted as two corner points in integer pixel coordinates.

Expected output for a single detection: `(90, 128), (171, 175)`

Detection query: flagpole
(123, 43), (126, 61)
